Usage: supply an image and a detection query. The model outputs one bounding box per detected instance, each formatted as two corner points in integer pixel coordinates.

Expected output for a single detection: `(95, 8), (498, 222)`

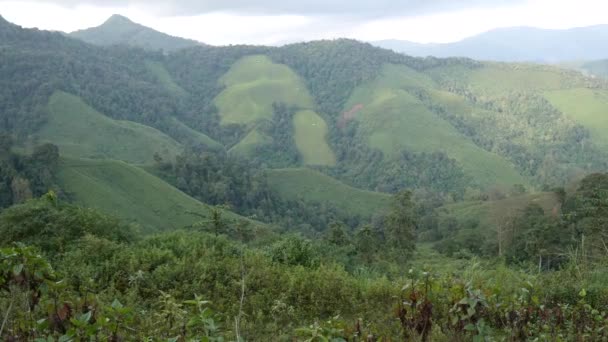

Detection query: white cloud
(1, 0), (608, 45)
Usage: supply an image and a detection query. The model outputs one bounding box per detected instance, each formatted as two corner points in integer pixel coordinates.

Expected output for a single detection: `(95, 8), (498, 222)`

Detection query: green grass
(228, 129), (272, 158)
(215, 55), (314, 125)
(427, 89), (487, 118)
(427, 63), (591, 96)
(57, 158), (251, 232)
(266, 168), (392, 217)
(545, 88), (608, 148)
(168, 117), (223, 151)
(38, 91), (182, 164)
(438, 192), (559, 227)
(345, 65), (527, 188)
(145, 61), (188, 97)
(293, 110), (336, 166)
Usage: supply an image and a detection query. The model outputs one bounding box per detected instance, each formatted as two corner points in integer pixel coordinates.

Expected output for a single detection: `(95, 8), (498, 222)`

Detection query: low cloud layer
(14, 0), (523, 17)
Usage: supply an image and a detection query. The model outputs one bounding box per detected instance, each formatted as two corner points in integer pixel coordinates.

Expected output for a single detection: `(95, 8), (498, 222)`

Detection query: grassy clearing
(228, 129), (272, 158)
(345, 65), (526, 188)
(293, 110), (336, 166)
(57, 158), (249, 232)
(427, 63), (591, 96)
(215, 55), (313, 125)
(168, 117), (223, 151)
(545, 88), (608, 148)
(38, 91), (182, 164)
(266, 168), (392, 217)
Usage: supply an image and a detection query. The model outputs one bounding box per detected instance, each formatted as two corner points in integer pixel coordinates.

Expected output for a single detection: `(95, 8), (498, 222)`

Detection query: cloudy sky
(1, 0), (607, 45)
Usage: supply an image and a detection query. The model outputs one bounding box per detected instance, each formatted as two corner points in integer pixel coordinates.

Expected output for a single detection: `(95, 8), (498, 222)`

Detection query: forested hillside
(3, 16), (608, 198)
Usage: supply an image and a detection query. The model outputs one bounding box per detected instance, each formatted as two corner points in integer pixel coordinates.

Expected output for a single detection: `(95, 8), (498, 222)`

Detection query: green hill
(70, 14), (200, 51)
(215, 55), (314, 126)
(57, 158), (251, 231)
(215, 54), (336, 163)
(228, 129), (272, 157)
(545, 88), (608, 148)
(167, 117), (223, 151)
(345, 64), (527, 188)
(266, 168), (392, 217)
(37, 92), (183, 164)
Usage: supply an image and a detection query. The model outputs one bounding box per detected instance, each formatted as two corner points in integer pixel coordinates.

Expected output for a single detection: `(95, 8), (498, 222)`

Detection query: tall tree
(385, 191), (417, 261)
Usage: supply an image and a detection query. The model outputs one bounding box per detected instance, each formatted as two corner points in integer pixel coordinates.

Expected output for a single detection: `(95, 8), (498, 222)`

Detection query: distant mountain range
(64, 14), (608, 64)
(70, 14), (202, 52)
(373, 25), (608, 63)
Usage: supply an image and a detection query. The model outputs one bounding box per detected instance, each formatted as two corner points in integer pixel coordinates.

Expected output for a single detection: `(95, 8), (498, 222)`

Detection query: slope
(215, 55), (314, 125)
(70, 14), (200, 51)
(167, 117), (224, 151)
(266, 168), (392, 217)
(581, 59), (608, 78)
(293, 110), (336, 166)
(37, 92), (182, 164)
(216, 54), (335, 165)
(57, 158), (251, 231)
(438, 192), (560, 227)
(145, 61), (188, 97)
(346, 64), (527, 188)
(545, 88), (608, 149)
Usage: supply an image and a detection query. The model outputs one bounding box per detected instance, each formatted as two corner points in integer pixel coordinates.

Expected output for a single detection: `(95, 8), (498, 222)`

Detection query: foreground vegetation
(2, 171), (608, 340)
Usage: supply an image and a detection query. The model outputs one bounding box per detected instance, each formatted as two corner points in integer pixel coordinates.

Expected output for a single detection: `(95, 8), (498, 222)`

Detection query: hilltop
(70, 14), (201, 51)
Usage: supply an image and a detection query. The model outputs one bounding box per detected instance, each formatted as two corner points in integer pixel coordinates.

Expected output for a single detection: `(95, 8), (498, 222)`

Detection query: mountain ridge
(374, 25), (608, 62)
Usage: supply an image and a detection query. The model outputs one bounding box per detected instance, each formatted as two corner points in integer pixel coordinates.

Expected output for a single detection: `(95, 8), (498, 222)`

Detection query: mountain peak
(103, 14), (137, 27)
(70, 13), (201, 52)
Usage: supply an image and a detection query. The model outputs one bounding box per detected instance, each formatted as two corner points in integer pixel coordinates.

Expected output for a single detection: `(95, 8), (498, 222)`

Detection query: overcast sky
(1, 0), (607, 45)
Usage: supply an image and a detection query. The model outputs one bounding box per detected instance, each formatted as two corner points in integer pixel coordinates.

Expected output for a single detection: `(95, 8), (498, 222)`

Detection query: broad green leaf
(464, 323), (477, 331)
(12, 263), (24, 275)
(111, 299), (123, 309)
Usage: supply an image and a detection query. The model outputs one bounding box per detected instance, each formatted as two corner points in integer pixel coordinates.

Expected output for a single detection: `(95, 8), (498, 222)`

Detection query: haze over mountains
(374, 25), (608, 63)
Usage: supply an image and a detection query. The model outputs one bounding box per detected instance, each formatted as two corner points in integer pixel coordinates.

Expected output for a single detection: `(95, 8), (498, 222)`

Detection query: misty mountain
(374, 25), (608, 62)
(70, 14), (201, 52)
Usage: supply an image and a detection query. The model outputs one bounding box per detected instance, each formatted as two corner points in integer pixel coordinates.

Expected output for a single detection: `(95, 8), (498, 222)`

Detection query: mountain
(374, 25), (608, 62)
(70, 14), (201, 51)
(1, 15), (608, 208)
